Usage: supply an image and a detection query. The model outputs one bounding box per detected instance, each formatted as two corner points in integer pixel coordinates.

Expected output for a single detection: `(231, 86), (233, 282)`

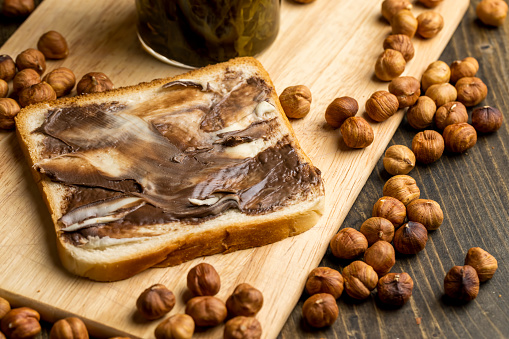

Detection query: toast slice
(16, 57), (324, 281)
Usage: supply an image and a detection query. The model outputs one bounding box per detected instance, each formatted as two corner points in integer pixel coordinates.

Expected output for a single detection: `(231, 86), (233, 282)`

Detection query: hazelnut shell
(406, 96), (436, 130)
(383, 144), (416, 175)
(434, 101), (468, 130)
(15, 48), (46, 75)
(0, 98), (21, 130)
(224, 316), (262, 339)
(425, 83), (458, 107)
(302, 293), (338, 328)
(383, 34), (414, 62)
(455, 77), (488, 107)
(225, 283), (263, 317)
(443, 123), (477, 153)
(406, 199), (444, 230)
(382, 174), (420, 206)
(444, 265), (479, 301)
(391, 9), (418, 38)
(325, 96), (358, 128)
(305, 267), (344, 299)
(37, 31), (69, 60)
(372, 196), (406, 228)
(471, 106), (503, 133)
(49, 317), (88, 339)
(0, 55), (16, 82)
(393, 221), (428, 254)
(375, 49), (406, 81)
(187, 263), (221, 296)
(342, 261), (378, 299)
(476, 0), (508, 26)
(377, 273), (414, 306)
(340, 117), (374, 148)
(464, 247), (498, 282)
(279, 85), (312, 119)
(388, 76), (421, 108)
(154, 314), (195, 339)
(381, 0), (412, 22)
(1, 307), (41, 339)
(330, 227), (368, 259)
(364, 241), (396, 276)
(416, 11), (444, 39)
(360, 217), (395, 245)
(421, 61), (451, 92)
(185, 296), (227, 327)
(366, 90), (399, 122)
(136, 284), (176, 320)
(77, 72), (114, 95)
(412, 130), (444, 164)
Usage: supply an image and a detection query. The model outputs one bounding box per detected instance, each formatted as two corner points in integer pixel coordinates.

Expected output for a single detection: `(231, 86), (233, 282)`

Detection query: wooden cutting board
(0, 0), (469, 338)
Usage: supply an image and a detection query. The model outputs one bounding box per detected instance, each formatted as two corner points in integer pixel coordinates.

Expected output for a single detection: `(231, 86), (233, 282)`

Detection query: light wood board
(0, 0), (469, 338)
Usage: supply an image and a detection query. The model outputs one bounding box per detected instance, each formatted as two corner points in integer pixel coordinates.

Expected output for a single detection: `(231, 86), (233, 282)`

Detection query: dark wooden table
(1, 1), (508, 338)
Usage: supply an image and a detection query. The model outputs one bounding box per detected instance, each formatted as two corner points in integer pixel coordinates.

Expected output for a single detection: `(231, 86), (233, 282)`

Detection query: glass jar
(136, 0), (281, 68)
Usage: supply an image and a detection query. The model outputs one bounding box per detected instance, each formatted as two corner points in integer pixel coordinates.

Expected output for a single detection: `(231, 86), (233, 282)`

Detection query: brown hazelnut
(0, 80), (7, 98)
(425, 83), (458, 107)
(421, 61), (451, 92)
(364, 241), (396, 276)
(412, 130), (445, 164)
(406, 96), (437, 130)
(2, 0), (34, 17)
(375, 49), (406, 81)
(136, 284), (176, 320)
(464, 247), (498, 282)
(455, 77), (488, 107)
(13, 68), (41, 94)
(49, 317), (88, 339)
(417, 11), (444, 38)
(391, 9), (418, 38)
(383, 145), (415, 175)
(185, 296), (227, 327)
(154, 314), (195, 339)
(377, 273), (414, 306)
(15, 48), (46, 75)
(388, 76), (421, 108)
(187, 262), (221, 296)
(1, 307), (41, 339)
(476, 0), (508, 26)
(325, 96), (358, 128)
(305, 267), (344, 299)
(0, 298), (10, 320)
(372, 196), (407, 228)
(18, 81), (57, 108)
(225, 283), (263, 317)
(0, 98), (21, 130)
(340, 116), (374, 148)
(360, 217), (395, 245)
(43, 67), (76, 97)
(279, 85), (312, 119)
(302, 293), (338, 328)
(292, 0), (316, 3)
(330, 227), (368, 259)
(393, 221), (428, 254)
(472, 106), (503, 133)
(224, 316), (262, 339)
(0, 55), (16, 81)
(444, 265), (479, 301)
(407, 199), (443, 230)
(383, 34), (415, 62)
(77, 72), (114, 95)
(342, 261), (378, 299)
(382, 174), (420, 206)
(434, 101), (468, 130)
(450, 58), (479, 83)
(37, 31), (69, 60)
(366, 90), (399, 122)
(443, 123), (477, 153)
(381, 0), (412, 22)
(418, 0), (443, 8)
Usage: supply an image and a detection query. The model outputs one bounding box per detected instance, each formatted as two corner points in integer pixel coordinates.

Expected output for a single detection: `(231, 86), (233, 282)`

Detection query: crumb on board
(499, 294), (502, 298)
(416, 317), (422, 325)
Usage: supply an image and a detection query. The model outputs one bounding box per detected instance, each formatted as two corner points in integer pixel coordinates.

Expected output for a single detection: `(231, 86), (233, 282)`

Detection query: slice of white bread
(16, 57), (324, 281)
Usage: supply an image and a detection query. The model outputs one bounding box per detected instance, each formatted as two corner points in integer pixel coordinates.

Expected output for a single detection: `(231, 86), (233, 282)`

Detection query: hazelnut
(37, 31), (69, 60)
(434, 101), (468, 130)
(187, 262), (221, 296)
(13, 68), (41, 94)
(279, 85), (312, 119)
(0, 98), (21, 130)
(388, 76), (421, 109)
(329, 227), (368, 259)
(340, 116), (374, 148)
(425, 83), (457, 107)
(185, 296), (227, 327)
(406, 96), (437, 130)
(464, 247), (498, 282)
(0, 55), (16, 81)
(154, 314), (195, 339)
(360, 217), (395, 245)
(472, 106), (503, 133)
(0, 307), (41, 339)
(342, 261), (378, 299)
(444, 265), (479, 301)
(43, 67), (76, 97)
(224, 316), (262, 339)
(49, 317), (88, 339)
(292, 0), (316, 3)
(366, 90), (399, 122)
(0, 298), (10, 320)
(412, 130), (445, 164)
(15, 48), (46, 75)
(391, 9), (418, 38)
(383, 34), (415, 62)
(18, 82), (57, 108)
(325, 96), (358, 128)
(416, 11), (444, 38)
(450, 57), (479, 83)
(407, 199), (443, 230)
(476, 0), (508, 26)
(455, 77), (488, 107)
(375, 49), (406, 81)
(364, 241), (396, 276)
(136, 284), (176, 320)
(225, 283), (263, 317)
(443, 123), (477, 153)
(393, 221), (428, 254)
(372, 196), (406, 228)
(418, 0), (443, 8)
(381, 0), (412, 22)
(421, 61), (451, 92)
(383, 144), (416, 175)
(382, 174), (420, 206)
(77, 72), (114, 95)
(377, 273), (414, 306)
(0, 80), (7, 98)
(2, 0), (34, 17)
(302, 293), (338, 328)
(305, 267), (344, 299)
